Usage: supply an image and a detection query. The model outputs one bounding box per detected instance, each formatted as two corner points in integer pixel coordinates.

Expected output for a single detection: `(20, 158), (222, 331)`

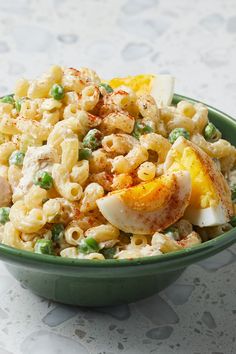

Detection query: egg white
(151, 75), (175, 107)
(184, 204), (229, 227)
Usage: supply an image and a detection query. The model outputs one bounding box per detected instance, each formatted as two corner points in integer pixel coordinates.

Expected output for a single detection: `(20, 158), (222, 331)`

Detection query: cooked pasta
(0, 65), (235, 260)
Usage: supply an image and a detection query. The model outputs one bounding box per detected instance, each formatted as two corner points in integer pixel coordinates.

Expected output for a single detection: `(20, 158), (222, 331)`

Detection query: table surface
(0, 0), (236, 353)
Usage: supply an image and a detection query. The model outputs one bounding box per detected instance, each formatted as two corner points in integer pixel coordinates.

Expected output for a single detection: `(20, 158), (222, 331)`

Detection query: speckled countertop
(0, 0), (236, 353)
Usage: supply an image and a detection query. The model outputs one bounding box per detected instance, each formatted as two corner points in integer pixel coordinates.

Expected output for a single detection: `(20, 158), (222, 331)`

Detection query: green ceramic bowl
(0, 94), (236, 307)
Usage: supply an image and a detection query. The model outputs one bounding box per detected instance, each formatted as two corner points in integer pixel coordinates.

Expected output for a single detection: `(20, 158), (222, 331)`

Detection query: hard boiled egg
(164, 137), (233, 227)
(97, 171), (191, 234)
(108, 74), (175, 107)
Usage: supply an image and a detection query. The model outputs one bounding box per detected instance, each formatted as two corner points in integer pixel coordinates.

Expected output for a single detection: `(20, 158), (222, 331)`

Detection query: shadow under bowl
(1, 93), (236, 307)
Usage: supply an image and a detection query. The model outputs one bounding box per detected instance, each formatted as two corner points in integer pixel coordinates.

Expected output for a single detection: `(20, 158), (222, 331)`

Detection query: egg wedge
(108, 74), (175, 107)
(97, 171), (191, 234)
(164, 137), (233, 227)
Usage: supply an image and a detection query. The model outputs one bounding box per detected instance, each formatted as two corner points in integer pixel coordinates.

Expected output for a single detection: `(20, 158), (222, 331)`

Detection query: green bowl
(0, 93), (236, 307)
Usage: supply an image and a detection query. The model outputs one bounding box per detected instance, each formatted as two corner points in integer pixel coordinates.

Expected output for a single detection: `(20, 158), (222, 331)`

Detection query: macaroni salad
(0, 65), (235, 260)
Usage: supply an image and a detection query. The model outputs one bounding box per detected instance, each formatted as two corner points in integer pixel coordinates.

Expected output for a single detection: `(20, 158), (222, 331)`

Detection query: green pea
(99, 83), (114, 94)
(231, 185), (236, 203)
(15, 98), (23, 113)
(79, 148), (92, 160)
(9, 150), (25, 166)
(203, 123), (221, 142)
(34, 239), (54, 255)
(78, 237), (100, 254)
(164, 226), (180, 240)
(33, 171), (53, 190)
(0, 94), (14, 105)
(0, 207), (10, 225)
(168, 128), (190, 144)
(50, 84), (64, 100)
(132, 121), (153, 140)
(52, 223), (65, 242)
(230, 216), (236, 227)
(82, 129), (102, 150)
(100, 247), (117, 259)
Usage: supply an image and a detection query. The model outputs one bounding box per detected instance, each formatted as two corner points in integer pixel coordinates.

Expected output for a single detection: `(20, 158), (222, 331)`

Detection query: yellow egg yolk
(108, 74), (154, 95)
(118, 173), (177, 212)
(167, 146), (220, 209)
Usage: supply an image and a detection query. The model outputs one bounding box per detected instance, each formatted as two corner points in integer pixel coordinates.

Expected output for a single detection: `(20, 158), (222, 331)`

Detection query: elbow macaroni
(61, 137), (79, 171)
(0, 65), (235, 260)
(85, 224), (119, 242)
(52, 164), (83, 201)
(10, 200), (46, 233)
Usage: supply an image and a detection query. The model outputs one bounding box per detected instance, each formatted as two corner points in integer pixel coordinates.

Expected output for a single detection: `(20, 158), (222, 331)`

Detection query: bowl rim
(0, 93), (236, 269)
